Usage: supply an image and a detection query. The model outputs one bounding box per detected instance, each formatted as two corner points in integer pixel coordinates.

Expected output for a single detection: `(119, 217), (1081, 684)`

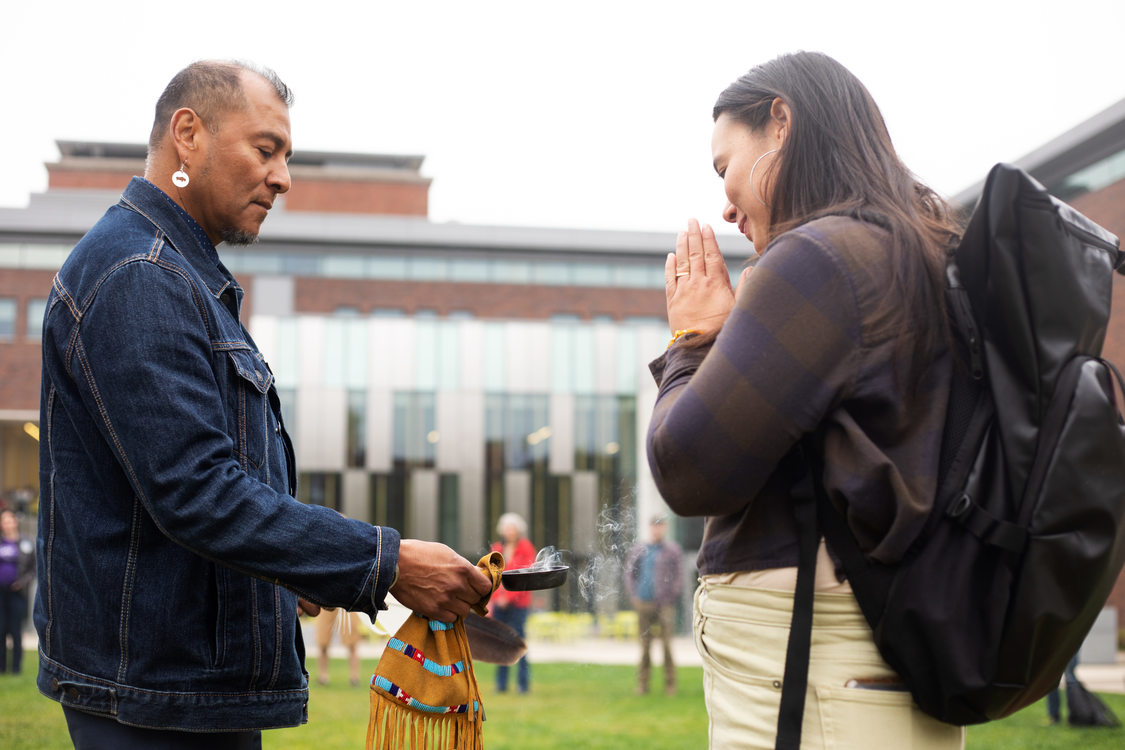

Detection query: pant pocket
(695, 612), (789, 749)
(817, 685), (964, 750)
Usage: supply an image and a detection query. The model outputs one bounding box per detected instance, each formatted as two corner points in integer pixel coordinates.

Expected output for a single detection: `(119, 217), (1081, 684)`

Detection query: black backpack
(775, 163), (1125, 749)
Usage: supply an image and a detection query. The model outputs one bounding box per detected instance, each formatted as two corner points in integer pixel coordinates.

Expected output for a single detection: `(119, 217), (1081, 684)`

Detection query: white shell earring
(172, 163), (190, 188)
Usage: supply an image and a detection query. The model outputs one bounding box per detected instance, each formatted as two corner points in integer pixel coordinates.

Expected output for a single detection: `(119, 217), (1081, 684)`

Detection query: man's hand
(391, 539), (493, 622)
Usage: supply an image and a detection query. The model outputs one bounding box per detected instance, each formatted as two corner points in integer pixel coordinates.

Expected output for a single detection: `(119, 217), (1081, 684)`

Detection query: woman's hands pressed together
(664, 218), (747, 336)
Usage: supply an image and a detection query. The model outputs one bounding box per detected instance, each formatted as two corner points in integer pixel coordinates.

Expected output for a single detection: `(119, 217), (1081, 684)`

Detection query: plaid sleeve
(647, 225), (864, 517)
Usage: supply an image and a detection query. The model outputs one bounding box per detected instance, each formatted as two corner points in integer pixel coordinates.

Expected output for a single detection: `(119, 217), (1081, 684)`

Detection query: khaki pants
(693, 578), (965, 749)
(636, 600), (676, 690)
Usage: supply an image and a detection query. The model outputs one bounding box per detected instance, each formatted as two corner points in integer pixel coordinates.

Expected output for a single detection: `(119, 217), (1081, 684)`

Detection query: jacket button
(67, 687), (80, 699)
(51, 678), (60, 692)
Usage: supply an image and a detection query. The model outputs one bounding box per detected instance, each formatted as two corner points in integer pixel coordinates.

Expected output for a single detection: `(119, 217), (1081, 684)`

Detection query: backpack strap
(774, 438), (823, 750)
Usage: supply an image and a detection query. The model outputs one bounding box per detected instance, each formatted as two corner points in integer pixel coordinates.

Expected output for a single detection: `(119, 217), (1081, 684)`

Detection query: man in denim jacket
(35, 60), (492, 748)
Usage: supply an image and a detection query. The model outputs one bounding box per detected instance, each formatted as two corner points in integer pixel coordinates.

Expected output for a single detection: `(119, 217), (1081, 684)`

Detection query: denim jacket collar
(120, 177), (245, 320)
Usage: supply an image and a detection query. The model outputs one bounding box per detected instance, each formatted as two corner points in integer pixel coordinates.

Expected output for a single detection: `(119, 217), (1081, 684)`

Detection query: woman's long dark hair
(714, 51), (960, 384)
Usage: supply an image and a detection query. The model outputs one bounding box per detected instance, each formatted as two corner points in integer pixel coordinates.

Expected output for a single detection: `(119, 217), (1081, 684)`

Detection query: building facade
(3, 95), (1125, 622)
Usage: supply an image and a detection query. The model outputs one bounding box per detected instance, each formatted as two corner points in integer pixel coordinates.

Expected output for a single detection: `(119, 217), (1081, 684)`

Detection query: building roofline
(54, 140), (426, 172)
(952, 97), (1125, 208)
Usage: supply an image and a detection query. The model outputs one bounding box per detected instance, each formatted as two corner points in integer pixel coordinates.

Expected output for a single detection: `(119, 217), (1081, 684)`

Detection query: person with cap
(625, 514), (683, 695)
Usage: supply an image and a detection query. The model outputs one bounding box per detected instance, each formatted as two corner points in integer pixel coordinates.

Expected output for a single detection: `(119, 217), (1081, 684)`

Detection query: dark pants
(1047, 653), (1080, 721)
(492, 605), (530, 692)
(63, 708), (262, 749)
(0, 588), (26, 674)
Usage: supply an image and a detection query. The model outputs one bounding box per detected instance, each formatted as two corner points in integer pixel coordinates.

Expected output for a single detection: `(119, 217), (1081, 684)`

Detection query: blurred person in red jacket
(490, 512), (537, 693)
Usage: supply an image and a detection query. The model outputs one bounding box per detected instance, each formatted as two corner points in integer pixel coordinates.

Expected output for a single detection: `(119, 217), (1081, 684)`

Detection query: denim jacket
(35, 177), (399, 731)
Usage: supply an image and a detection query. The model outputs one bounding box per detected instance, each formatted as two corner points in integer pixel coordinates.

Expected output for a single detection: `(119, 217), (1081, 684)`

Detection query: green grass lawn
(3, 649), (1123, 749)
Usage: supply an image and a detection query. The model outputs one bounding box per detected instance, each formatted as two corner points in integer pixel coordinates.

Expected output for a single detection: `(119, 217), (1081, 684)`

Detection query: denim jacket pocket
(224, 347), (275, 473)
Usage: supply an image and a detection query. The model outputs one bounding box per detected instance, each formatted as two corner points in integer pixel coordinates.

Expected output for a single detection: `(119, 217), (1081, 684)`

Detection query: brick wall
(0, 269), (54, 412)
(295, 277), (667, 321)
(47, 166), (135, 191)
(284, 178), (429, 216)
(1071, 182), (1125, 372)
(46, 164), (432, 217)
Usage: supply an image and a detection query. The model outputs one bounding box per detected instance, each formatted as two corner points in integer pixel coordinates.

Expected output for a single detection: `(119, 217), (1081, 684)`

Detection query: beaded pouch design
(366, 551), (504, 749)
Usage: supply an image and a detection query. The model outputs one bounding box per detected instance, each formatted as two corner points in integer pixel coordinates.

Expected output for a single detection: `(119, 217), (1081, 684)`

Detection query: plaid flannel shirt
(647, 215), (950, 577)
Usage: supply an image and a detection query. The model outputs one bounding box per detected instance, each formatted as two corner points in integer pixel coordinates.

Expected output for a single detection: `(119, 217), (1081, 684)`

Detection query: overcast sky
(4, 0), (1123, 238)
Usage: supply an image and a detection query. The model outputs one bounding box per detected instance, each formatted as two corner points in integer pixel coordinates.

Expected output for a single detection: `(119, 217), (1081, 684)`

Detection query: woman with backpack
(646, 51), (965, 748)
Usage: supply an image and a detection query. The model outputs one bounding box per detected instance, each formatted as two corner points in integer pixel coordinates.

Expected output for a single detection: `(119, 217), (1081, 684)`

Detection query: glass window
(571, 325), (596, 394)
(484, 394), (506, 529)
(483, 323), (506, 392)
(483, 393), (551, 544)
(0, 298), (15, 338)
(322, 255), (365, 278)
(343, 318), (368, 389)
(393, 391), (436, 468)
(612, 264), (651, 288)
(492, 260), (531, 283)
(273, 318), (300, 389)
(435, 320), (461, 390)
(370, 470), (409, 535)
(346, 389), (367, 468)
(368, 256), (408, 279)
(298, 472), (341, 510)
(572, 263), (609, 286)
(0, 245), (20, 267)
(276, 387), (297, 438)
(280, 254), (319, 275)
(438, 474), (460, 550)
(550, 322), (574, 393)
(408, 257), (447, 281)
(323, 319), (346, 389)
(615, 327), (638, 394)
(449, 258), (489, 282)
(10, 244), (72, 270)
(26, 298), (47, 339)
(416, 320), (439, 390)
(239, 253), (283, 274)
(531, 261), (571, 286)
(1059, 147), (1125, 199)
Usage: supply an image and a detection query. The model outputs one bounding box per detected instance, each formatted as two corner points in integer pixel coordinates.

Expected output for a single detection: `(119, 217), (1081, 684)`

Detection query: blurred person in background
(0, 509), (34, 675)
(490, 512), (537, 693)
(625, 514), (683, 695)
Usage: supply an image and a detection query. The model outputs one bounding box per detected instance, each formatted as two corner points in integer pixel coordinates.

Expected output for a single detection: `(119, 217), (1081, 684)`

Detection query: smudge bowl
(500, 566), (569, 591)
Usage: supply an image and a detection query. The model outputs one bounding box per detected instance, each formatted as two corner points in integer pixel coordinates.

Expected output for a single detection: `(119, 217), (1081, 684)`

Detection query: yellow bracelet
(667, 329), (701, 348)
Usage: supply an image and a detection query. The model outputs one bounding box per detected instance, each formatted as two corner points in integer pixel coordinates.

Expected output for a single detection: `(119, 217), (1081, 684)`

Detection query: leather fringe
(366, 688), (484, 750)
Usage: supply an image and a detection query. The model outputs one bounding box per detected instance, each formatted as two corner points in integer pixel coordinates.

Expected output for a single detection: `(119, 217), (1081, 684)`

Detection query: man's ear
(169, 107), (202, 163)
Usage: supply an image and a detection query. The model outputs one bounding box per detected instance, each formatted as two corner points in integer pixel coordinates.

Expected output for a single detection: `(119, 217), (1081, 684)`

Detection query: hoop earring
(172, 163), (190, 188)
(749, 148), (778, 208)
